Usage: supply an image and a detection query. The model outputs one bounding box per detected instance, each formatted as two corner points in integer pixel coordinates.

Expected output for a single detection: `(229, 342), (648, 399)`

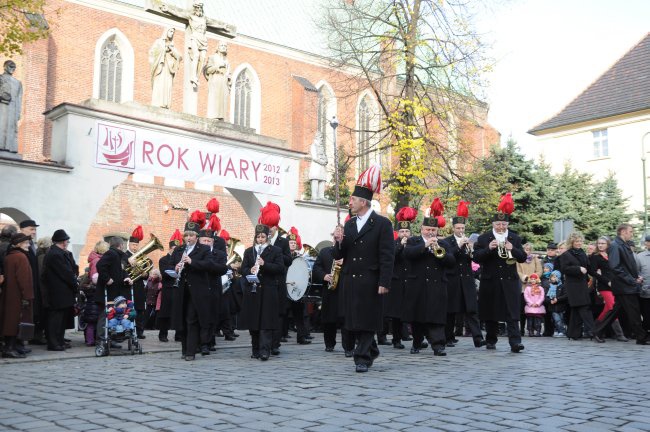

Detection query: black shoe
(271, 349), (280, 355)
(451, 338), (459, 343)
(355, 364), (368, 373)
(636, 340), (650, 345)
(224, 335), (236, 341)
(200, 345), (210, 355)
(159, 337), (169, 342)
(15, 345), (31, 354)
(486, 343), (496, 350)
(259, 353), (269, 361)
(420, 341), (428, 349)
(251, 352), (260, 359)
(433, 349), (447, 356)
(232, 333), (240, 338)
(402, 336), (413, 341)
(473, 339), (487, 348)
(64, 338), (71, 343)
(47, 345), (65, 351)
(510, 343), (525, 353)
(344, 350), (353, 358)
(2, 350), (26, 358)
(445, 341), (455, 348)
(593, 335), (606, 343)
(297, 338), (312, 345)
(185, 355), (195, 361)
(325, 346), (334, 352)
(280, 337), (288, 343)
(138, 334), (146, 340)
(410, 347), (420, 354)
(63, 342), (71, 349)
(305, 335), (314, 340)
(377, 339), (392, 346)
(393, 343), (405, 349)
(30, 338), (47, 345)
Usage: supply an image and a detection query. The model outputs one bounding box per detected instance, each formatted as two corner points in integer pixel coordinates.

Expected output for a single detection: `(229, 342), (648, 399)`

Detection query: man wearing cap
(403, 212), (455, 357)
(444, 204), (486, 348)
(18, 220), (47, 345)
(124, 227), (147, 339)
(171, 221), (215, 360)
(40, 230), (79, 351)
(472, 202), (527, 353)
(332, 164), (394, 372)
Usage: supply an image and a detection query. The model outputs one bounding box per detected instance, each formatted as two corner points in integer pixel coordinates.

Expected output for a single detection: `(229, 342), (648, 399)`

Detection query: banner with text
(93, 120), (286, 195)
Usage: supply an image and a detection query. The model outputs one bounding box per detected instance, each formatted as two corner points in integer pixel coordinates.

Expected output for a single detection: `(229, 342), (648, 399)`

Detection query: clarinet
(173, 246), (188, 288)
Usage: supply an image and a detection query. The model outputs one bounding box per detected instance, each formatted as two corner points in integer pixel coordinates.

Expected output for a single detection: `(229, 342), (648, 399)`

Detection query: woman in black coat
(559, 233), (599, 341)
(240, 224), (284, 361)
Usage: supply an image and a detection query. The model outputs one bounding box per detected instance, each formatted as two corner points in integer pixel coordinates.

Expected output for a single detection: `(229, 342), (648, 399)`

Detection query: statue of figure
(308, 133), (328, 200)
(204, 42), (231, 120)
(0, 60), (23, 153)
(159, 1), (234, 90)
(149, 27), (182, 109)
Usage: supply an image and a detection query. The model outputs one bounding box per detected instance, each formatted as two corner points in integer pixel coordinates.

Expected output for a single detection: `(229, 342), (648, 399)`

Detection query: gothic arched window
(99, 38), (122, 102)
(234, 69), (252, 128)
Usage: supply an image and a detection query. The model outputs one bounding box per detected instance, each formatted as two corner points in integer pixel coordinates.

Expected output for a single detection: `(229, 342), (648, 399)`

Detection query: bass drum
(286, 257), (310, 301)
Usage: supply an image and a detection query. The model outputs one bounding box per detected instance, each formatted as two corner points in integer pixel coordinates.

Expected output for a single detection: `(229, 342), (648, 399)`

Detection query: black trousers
(323, 322), (354, 349)
(250, 329), (273, 356)
(179, 289), (210, 356)
(567, 305), (595, 339)
(341, 328), (355, 352)
(485, 320), (521, 347)
(135, 308), (145, 336)
(446, 312), (483, 342)
(47, 307), (67, 348)
(640, 297), (650, 332)
(595, 294), (647, 342)
(412, 322), (445, 351)
(157, 317), (170, 339)
(288, 300), (308, 339)
(352, 330), (379, 366)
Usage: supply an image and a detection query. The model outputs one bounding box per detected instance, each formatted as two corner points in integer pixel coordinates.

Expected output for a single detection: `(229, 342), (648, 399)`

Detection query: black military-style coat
(207, 247), (228, 325)
(472, 230), (527, 321)
(169, 242), (218, 331)
(313, 246), (342, 324)
(40, 245), (78, 310)
(123, 250), (146, 310)
(444, 235), (479, 314)
(96, 247), (130, 304)
(270, 235), (292, 311)
(333, 210), (394, 332)
(157, 251), (175, 319)
(402, 236), (455, 324)
(384, 238), (410, 319)
(239, 244), (284, 331)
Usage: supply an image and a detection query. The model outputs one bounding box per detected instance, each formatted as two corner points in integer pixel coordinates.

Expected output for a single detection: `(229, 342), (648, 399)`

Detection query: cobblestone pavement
(1, 331), (650, 432)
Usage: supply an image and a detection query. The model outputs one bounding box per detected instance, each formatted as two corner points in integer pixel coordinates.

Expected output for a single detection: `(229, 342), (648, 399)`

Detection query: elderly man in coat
(333, 165), (394, 373)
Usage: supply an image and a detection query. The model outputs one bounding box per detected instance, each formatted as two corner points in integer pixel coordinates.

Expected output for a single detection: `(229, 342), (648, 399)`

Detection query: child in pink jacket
(524, 273), (546, 337)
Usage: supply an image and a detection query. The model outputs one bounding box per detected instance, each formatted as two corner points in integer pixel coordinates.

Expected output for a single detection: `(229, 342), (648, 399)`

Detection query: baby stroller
(95, 288), (143, 357)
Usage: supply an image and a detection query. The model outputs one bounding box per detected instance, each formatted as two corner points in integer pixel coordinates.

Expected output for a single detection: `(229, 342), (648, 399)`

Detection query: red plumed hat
(258, 202), (281, 227)
(169, 229), (183, 247)
(208, 214), (221, 232)
(129, 225), (144, 243)
(436, 216), (446, 228)
(453, 200), (470, 225)
(219, 229), (231, 242)
(206, 198), (220, 214)
(189, 210), (207, 227)
(352, 164), (382, 201)
(430, 198), (444, 217)
(395, 206), (417, 230)
(288, 226), (302, 249)
(494, 193), (514, 222)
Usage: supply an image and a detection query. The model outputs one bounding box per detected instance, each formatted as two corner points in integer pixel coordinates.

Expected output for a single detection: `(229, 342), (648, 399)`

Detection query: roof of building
(116, 0), (329, 56)
(528, 32), (650, 135)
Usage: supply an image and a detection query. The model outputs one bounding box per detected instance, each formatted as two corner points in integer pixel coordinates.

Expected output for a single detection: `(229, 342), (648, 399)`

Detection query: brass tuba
(302, 243), (319, 258)
(125, 234), (164, 282)
(225, 237), (244, 267)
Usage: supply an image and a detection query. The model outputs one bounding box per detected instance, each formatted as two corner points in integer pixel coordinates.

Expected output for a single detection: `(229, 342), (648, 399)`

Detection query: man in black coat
(472, 213), (527, 353)
(40, 230), (78, 351)
(265, 218), (293, 350)
(171, 222), (221, 360)
(383, 220), (412, 349)
(595, 223), (649, 345)
(403, 216), (455, 356)
(198, 229), (228, 354)
(444, 215), (486, 348)
(333, 183), (394, 373)
(19, 220), (46, 345)
(124, 234), (146, 339)
(96, 236), (132, 345)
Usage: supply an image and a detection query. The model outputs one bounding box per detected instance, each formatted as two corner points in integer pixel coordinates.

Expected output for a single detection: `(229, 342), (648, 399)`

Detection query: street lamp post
(643, 132), (650, 237)
(329, 116), (340, 225)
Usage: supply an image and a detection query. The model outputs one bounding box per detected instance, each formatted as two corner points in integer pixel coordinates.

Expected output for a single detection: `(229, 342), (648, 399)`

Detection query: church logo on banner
(96, 123), (136, 169)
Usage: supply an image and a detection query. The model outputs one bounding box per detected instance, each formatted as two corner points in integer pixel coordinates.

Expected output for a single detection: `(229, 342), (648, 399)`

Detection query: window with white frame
(233, 69), (252, 128)
(593, 129), (608, 158)
(99, 38), (122, 102)
(93, 28), (134, 103)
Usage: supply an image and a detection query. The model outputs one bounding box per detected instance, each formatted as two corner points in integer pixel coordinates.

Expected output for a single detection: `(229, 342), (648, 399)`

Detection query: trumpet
(427, 238), (446, 259)
(497, 241), (517, 265)
(460, 236), (473, 258)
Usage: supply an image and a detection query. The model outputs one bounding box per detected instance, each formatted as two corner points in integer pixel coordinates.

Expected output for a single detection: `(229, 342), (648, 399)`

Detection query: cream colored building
(529, 33), (650, 217)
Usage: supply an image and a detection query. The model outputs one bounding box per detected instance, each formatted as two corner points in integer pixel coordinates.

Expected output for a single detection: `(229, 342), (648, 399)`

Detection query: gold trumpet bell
(302, 243), (319, 258)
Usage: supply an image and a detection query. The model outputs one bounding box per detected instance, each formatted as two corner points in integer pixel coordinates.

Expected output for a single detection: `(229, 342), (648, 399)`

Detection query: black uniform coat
(270, 235), (292, 311)
(608, 236), (641, 296)
(40, 246), (78, 310)
(402, 236), (455, 324)
(559, 248), (594, 307)
(384, 239), (409, 319)
(239, 244), (284, 331)
(157, 252), (175, 319)
(313, 246), (341, 324)
(95, 247), (130, 304)
(444, 235), (479, 314)
(332, 210), (394, 332)
(124, 250), (146, 310)
(472, 231), (527, 321)
(207, 247), (228, 325)
(169, 243), (216, 331)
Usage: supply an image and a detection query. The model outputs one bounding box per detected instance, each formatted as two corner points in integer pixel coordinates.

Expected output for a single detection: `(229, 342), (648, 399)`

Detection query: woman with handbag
(1, 233), (34, 358)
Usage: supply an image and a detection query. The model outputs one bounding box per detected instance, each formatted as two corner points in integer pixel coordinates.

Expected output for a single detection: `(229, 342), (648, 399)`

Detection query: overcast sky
(477, 0), (650, 159)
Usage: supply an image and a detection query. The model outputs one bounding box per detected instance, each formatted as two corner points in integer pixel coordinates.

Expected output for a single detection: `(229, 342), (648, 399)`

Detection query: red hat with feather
(453, 200), (470, 225)
(395, 206), (417, 230)
(129, 225), (144, 244)
(352, 164), (382, 201)
(494, 193), (514, 222)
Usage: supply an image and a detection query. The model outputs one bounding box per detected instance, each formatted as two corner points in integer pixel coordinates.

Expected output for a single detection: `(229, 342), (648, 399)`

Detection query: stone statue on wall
(158, 1), (235, 90)
(203, 42), (231, 120)
(149, 27), (183, 109)
(308, 133), (328, 200)
(0, 60), (23, 153)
